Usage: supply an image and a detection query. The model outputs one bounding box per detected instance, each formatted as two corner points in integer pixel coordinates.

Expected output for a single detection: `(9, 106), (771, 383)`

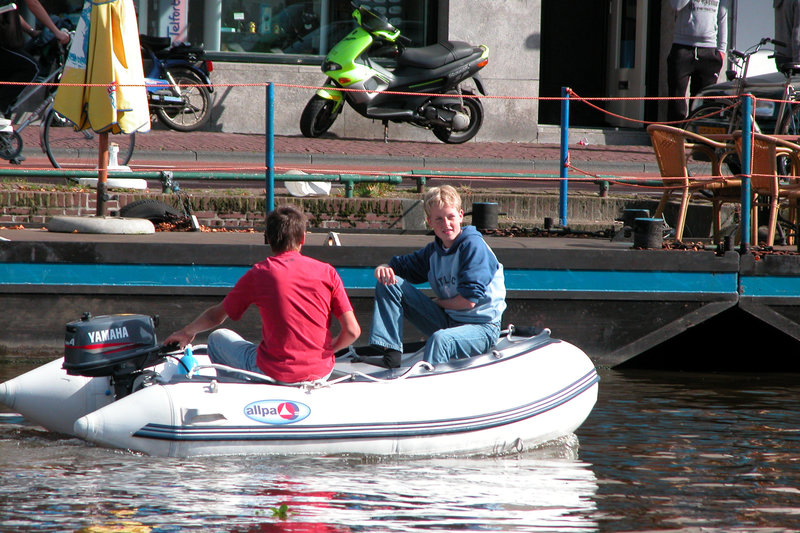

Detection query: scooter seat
(398, 41), (479, 69)
(140, 34), (172, 52)
(155, 43), (205, 61)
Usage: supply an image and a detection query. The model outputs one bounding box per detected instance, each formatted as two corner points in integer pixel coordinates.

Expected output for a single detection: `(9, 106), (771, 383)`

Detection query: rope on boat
(188, 363), (328, 389)
(330, 360), (435, 384)
(335, 345), (358, 360)
(188, 357), (434, 389)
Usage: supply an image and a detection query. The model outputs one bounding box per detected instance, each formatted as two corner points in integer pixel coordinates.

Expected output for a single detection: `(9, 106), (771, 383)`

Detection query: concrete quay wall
(2, 231), (800, 371)
(0, 188), (717, 237)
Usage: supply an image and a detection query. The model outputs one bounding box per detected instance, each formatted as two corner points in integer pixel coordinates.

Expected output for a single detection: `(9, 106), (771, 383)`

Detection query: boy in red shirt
(164, 205), (360, 383)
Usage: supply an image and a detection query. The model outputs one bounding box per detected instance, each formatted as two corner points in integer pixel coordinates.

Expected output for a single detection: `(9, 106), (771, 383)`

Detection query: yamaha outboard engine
(63, 312), (165, 397)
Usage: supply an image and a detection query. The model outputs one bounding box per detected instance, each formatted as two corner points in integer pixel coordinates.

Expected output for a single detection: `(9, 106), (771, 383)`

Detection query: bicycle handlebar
(729, 37), (784, 62)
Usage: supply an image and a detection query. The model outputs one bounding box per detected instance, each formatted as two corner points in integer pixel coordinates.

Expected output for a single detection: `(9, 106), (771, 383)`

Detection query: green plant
(354, 181), (396, 198)
(270, 504), (290, 519)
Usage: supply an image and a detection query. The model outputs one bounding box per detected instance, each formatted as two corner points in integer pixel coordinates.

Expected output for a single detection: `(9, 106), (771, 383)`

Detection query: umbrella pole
(97, 132), (109, 216)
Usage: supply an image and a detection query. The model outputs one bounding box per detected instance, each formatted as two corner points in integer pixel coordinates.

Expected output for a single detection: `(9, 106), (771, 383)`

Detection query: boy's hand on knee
(374, 264), (397, 285)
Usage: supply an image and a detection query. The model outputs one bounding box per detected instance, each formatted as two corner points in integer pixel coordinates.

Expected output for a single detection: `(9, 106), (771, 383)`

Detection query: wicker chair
(647, 124), (739, 243)
(732, 131), (800, 246)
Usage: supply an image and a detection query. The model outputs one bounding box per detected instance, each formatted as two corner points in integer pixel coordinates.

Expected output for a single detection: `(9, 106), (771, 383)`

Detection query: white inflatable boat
(0, 313), (599, 458)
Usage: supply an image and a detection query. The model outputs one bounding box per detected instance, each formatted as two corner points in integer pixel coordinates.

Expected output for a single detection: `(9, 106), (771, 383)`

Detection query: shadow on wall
(205, 85), (232, 132)
(525, 32), (541, 50)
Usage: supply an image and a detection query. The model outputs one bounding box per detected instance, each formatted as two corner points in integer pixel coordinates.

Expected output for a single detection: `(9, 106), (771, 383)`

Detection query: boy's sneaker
(0, 118), (12, 133)
(380, 348), (402, 369)
(366, 345), (403, 369)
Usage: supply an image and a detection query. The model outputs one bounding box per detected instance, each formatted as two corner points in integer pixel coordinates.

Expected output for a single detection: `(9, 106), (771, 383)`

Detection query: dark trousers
(667, 44), (722, 122)
(0, 47), (39, 116)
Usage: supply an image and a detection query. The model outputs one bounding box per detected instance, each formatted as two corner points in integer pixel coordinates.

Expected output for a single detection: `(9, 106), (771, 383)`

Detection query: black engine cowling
(63, 313), (164, 377)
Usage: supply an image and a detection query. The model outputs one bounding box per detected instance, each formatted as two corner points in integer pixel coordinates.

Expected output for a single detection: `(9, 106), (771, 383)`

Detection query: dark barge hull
(0, 229), (797, 368)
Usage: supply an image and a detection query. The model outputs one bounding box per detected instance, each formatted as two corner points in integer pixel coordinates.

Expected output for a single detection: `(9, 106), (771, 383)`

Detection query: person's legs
(667, 44), (694, 122)
(690, 47), (722, 97)
(424, 322), (501, 365)
(368, 277), (450, 352)
(207, 328), (263, 374)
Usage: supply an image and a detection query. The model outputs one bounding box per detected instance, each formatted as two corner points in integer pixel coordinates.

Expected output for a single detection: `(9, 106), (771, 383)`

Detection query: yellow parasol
(54, 0), (150, 215)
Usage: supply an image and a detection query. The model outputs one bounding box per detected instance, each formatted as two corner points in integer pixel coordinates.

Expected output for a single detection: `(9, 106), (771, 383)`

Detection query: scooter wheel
(0, 130), (23, 161)
(300, 95), (340, 138)
(432, 92), (483, 144)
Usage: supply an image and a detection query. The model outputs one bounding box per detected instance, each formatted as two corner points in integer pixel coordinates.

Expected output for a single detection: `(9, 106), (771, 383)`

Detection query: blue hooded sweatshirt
(388, 225), (506, 324)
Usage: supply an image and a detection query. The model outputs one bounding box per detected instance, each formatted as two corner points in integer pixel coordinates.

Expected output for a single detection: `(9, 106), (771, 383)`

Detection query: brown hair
(265, 205), (307, 253)
(423, 185), (462, 217)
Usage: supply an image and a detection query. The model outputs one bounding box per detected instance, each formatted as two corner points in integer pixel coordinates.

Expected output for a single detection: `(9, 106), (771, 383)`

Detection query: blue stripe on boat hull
(0, 263), (737, 294)
(739, 276), (800, 297)
(132, 370), (599, 442)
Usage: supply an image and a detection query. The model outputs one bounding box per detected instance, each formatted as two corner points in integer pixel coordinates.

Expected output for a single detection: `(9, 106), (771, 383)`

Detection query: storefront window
(142, 0), (435, 59)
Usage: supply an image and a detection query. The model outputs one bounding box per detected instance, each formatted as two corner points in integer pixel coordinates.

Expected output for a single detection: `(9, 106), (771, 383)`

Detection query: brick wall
(0, 188), (673, 232)
(0, 189), (418, 230)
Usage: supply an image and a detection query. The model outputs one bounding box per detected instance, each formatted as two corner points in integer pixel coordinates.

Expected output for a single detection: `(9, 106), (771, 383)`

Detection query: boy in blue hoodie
(369, 185), (506, 367)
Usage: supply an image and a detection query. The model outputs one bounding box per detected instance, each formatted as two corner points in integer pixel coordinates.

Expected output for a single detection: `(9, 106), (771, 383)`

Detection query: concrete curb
(130, 149), (661, 175)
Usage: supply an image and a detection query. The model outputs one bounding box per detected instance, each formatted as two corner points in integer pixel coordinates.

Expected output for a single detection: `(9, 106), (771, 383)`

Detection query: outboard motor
(63, 312), (165, 397)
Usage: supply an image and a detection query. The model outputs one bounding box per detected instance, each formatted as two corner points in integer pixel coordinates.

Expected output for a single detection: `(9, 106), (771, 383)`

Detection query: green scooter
(300, 4), (489, 144)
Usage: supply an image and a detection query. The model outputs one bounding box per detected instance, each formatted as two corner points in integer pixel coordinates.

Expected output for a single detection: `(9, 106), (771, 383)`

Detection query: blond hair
(423, 185), (462, 217)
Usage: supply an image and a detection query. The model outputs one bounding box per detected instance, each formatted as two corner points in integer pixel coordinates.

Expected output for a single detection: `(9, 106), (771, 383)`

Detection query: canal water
(2, 359), (800, 532)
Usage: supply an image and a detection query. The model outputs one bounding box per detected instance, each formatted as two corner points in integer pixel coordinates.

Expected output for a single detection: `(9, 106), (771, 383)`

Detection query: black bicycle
(684, 37), (800, 176)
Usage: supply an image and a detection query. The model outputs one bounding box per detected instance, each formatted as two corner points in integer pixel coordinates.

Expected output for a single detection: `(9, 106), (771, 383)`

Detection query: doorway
(539, 0), (610, 126)
(539, 0), (661, 128)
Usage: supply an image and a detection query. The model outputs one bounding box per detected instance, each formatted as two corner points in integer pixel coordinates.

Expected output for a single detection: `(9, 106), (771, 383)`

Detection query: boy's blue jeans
(208, 329), (331, 383)
(368, 277), (500, 365)
(208, 328), (263, 374)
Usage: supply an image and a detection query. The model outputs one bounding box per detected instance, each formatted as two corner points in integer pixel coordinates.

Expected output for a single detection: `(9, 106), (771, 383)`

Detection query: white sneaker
(0, 118), (10, 127)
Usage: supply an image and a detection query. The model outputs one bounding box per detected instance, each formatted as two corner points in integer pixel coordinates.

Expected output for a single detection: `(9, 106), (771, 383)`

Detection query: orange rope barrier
(3, 77), (798, 198)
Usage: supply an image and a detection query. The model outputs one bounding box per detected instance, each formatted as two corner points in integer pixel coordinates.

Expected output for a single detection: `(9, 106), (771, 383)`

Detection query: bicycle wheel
(777, 102), (800, 135)
(683, 104), (739, 176)
(775, 103), (800, 177)
(42, 108), (135, 169)
(0, 131), (23, 161)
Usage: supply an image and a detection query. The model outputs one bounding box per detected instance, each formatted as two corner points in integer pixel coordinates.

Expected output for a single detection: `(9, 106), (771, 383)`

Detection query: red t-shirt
(222, 251), (353, 382)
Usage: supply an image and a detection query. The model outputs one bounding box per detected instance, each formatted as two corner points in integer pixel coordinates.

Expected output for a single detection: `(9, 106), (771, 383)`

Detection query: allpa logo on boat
(244, 400), (310, 425)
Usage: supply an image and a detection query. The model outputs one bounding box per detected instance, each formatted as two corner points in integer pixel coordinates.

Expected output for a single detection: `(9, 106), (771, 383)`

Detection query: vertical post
(265, 82), (275, 216)
(559, 87), (570, 226)
(96, 132), (109, 216)
(740, 94), (753, 253)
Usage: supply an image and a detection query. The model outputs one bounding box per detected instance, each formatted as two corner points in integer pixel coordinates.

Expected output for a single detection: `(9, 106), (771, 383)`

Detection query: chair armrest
(680, 129), (730, 150)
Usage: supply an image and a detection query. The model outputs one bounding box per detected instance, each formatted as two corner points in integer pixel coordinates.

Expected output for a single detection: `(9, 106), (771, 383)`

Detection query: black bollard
(633, 218), (664, 249)
(622, 208), (650, 228)
(471, 202), (499, 231)
(619, 209), (649, 239)
(723, 235), (733, 253)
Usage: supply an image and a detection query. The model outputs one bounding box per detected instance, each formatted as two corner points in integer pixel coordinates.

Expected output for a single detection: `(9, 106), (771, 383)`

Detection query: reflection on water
(582, 370), (800, 532)
(0, 427), (598, 531)
(2, 360), (800, 532)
